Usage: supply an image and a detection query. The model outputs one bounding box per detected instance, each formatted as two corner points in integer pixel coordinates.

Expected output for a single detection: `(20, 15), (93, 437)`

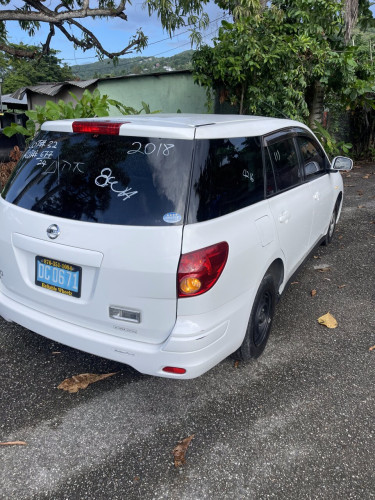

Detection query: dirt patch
(0, 146), (22, 188)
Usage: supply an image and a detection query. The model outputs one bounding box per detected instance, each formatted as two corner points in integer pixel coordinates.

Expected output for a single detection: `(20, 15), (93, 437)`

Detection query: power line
(60, 14), (227, 63)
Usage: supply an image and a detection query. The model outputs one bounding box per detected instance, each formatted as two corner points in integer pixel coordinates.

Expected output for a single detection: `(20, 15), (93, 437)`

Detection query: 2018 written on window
(127, 142), (175, 156)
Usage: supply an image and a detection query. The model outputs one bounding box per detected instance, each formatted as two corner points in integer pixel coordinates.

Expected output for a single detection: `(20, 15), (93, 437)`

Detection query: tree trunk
(308, 81), (325, 127)
(239, 83), (245, 115)
(344, 0), (359, 44)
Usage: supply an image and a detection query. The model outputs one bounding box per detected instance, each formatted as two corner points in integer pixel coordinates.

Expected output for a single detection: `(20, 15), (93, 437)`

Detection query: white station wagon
(0, 114), (352, 378)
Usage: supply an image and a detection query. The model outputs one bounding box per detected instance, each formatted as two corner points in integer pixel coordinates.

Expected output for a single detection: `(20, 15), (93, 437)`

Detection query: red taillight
(177, 242), (229, 298)
(162, 366), (186, 374)
(72, 121), (127, 135)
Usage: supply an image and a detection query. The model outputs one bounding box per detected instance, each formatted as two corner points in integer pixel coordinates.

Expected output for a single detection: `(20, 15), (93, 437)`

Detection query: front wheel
(232, 274), (276, 361)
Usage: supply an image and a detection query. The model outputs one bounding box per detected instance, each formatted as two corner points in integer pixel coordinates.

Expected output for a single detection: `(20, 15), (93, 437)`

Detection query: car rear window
(1, 131), (194, 226)
(188, 137), (264, 223)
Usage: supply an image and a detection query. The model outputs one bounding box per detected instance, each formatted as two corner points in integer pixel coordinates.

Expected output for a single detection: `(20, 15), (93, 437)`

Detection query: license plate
(35, 256), (81, 298)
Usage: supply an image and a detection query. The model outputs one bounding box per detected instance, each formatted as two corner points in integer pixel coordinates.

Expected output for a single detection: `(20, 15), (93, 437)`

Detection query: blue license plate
(35, 256), (81, 298)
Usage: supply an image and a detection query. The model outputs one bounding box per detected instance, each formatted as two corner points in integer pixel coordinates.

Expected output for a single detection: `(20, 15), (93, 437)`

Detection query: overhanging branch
(56, 20), (141, 58)
(0, 43), (38, 58)
(0, 0), (143, 59)
(0, 0), (127, 22)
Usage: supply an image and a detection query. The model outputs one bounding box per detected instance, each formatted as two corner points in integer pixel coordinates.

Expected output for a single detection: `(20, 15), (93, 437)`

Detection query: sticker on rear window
(163, 212), (182, 224)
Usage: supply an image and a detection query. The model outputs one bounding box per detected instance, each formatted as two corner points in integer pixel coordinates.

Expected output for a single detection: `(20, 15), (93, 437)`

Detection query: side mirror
(331, 156), (353, 171)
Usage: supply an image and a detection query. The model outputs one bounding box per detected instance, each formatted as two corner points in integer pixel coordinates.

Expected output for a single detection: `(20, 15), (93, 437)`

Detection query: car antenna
(258, 100), (291, 120)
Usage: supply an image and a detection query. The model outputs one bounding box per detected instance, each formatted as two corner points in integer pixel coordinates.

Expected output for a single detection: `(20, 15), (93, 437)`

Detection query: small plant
(3, 90), (159, 142)
(312, 121), (352, 157)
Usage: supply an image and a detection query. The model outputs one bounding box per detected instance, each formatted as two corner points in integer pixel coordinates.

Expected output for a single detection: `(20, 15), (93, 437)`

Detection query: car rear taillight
(162, 366), (186, 375)
(177, 242), (229, 298)
(72, 121), (127, 135)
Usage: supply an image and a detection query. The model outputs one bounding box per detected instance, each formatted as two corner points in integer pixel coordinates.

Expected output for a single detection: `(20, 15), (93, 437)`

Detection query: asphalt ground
(1, 164), (374, 500)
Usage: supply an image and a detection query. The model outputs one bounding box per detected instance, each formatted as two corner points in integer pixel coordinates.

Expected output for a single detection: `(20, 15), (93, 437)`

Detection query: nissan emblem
(47, 224), (60, 239)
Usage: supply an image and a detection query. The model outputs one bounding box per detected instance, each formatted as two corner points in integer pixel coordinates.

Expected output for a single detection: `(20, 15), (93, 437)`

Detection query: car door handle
(278, 210), (290, 223)
(313, 192), (320, 200)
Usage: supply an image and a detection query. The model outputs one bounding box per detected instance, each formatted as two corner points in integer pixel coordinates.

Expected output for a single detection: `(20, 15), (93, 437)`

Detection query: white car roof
(41, 113), (310, 140)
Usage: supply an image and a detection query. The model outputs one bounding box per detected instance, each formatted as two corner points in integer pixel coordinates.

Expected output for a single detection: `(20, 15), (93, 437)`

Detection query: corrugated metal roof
(2, 93), (27, 106)
(10, 79), (98, 100)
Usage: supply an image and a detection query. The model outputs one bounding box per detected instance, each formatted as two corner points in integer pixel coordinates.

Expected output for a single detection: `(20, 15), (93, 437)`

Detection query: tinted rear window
(2, 131), (194, 226)
(188, 137), (264, 223)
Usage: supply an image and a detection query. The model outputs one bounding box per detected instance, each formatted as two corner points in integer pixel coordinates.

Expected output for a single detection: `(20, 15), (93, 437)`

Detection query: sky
(4, 1), (228, 65)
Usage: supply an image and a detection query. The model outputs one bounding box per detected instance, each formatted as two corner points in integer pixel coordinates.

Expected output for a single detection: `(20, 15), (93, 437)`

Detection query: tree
(0, 45), (73, 94)
(0, 0), (209, 60)
(192, 0), (375, 125)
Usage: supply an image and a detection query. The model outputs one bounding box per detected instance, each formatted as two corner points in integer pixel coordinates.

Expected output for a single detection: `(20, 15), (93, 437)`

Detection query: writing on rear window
(127, 142), (175, 156)
(24, 140), (86, 177)
(95, 168), (138, 201)
(2, 131), (192, 226)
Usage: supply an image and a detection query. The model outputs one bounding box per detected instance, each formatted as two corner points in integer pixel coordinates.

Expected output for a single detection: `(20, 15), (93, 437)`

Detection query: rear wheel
(323, 206), (337, 246)
(232, 274), (276, 361)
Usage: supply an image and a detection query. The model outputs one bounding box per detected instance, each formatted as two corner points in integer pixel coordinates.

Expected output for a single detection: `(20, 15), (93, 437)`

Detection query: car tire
(232, 273), (276, 361)
(322, 206), (337, 246)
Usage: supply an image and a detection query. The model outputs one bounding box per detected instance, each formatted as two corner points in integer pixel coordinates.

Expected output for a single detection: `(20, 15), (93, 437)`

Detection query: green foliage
(192, 1), (375, 123)
(313, 121), (353, 157)
(0, 45), (73, 94)
(3, 89), (157, 142)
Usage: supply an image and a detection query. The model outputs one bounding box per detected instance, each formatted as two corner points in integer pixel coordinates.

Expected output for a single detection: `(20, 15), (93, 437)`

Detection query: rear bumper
(0, 289), (252, 379)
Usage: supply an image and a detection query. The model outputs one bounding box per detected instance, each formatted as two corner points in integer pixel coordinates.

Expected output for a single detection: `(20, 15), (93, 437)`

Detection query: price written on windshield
(127, 142), (175, 156)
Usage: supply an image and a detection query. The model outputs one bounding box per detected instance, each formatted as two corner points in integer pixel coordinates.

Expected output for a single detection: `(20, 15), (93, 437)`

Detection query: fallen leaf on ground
(358, 205), (364, 209)
(311, 289), (317, 297)
(57, 372), (118, 393)
(314, 265), (331, 272)
(0, 441), (27, 446)
(173, 435), (195, 468)
(338, 235), (343, 240)
(313, 255), (320, 259)
(337, 284), (347, 289)
(234, 360), (240, 368)
(318, 313), (338, 329)
(369, 345), (375, 352)
(363, 175), (370, 179)
(357, 191), (364, 196)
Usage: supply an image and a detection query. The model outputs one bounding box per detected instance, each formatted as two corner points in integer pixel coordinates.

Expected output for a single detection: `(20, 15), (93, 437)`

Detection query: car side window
(188, 137), (265, 223)
(267, 138), (301, 191)
(264, 148), (277, 196)
(296, 136), (327, 179)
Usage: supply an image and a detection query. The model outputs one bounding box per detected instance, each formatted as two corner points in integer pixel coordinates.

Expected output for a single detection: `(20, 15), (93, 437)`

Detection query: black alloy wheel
(232, 273), (276, 361)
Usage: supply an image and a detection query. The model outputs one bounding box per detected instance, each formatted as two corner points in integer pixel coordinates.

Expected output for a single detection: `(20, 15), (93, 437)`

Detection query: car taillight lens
(162, 366), (186, 374)
(72, 121), (127, 135)
(177, 242), (229, 298)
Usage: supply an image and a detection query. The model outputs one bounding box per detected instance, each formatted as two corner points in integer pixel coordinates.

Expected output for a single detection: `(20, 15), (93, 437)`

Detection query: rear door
(0, 129), (194, 344)
(265, 132), (313, 277)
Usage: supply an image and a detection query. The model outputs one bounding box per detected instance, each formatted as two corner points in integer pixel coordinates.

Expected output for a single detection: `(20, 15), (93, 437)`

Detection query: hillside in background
(71, 50), (194, 80)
